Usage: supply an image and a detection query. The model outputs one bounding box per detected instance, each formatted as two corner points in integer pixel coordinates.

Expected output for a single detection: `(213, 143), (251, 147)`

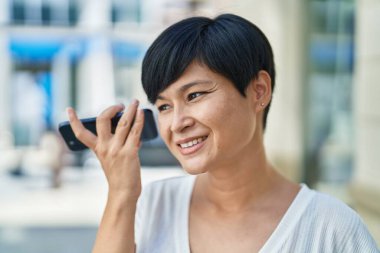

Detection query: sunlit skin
(67, 100), (145, 253)
(155, 61), (300, 252)
(156, 62), (263, 175)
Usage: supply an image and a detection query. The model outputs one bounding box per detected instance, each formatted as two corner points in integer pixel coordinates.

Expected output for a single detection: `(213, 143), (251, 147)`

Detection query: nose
(170, 106), (194, 133)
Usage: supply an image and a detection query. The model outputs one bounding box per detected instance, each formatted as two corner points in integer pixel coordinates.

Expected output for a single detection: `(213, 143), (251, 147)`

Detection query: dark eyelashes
(157, 86), (217, 112)
(187, 91), (206, 100)
(189, 86), (217, 98)
(157, 92), (205, 111)
(158, 104), (170, 112)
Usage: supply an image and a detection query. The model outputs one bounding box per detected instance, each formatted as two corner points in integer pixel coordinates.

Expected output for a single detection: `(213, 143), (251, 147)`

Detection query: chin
(180, 161), (209, 175)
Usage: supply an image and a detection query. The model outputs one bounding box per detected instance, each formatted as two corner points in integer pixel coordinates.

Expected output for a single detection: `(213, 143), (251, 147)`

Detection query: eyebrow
(156, 80), (214, 100)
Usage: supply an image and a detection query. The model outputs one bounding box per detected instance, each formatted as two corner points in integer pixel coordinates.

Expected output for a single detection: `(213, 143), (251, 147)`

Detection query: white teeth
(180, 137), (206, 148)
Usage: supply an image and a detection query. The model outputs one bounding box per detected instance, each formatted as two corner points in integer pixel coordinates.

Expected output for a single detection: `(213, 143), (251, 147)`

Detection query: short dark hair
(142, 13), (275, 129)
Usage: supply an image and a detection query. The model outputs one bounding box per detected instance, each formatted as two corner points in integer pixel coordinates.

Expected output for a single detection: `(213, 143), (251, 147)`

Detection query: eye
(187, 92), (204, 101)
(157, 104), (171, 112)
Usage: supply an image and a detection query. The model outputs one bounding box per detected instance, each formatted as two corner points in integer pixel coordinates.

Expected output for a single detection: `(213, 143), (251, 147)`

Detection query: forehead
(158, 62), (223, 95)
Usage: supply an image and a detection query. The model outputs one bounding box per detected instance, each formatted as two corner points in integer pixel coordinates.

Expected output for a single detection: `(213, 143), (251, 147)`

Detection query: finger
(96, 104), (125, 141)
(113, 99), (139, 147)
(67, 107), (97, 149)
(124, 109), (144, 150)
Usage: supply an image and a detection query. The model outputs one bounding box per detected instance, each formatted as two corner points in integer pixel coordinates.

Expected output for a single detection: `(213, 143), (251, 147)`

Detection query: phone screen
(58, 109), (158, 151)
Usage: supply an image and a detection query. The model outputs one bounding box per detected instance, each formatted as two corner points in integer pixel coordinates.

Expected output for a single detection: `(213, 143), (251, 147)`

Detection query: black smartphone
(58, 108), (158, 151)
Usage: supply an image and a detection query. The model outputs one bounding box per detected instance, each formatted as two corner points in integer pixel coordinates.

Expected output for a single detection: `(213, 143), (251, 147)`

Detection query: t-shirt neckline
(179, 178), (315, 253)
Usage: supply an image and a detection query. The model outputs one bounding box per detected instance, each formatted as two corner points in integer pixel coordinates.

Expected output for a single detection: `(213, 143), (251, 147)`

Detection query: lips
(176, 135), (208, 155)
(178, 136), (207, 148)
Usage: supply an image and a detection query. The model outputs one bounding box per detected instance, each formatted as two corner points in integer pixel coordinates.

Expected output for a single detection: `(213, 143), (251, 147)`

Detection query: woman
(67, 14), (378, 253)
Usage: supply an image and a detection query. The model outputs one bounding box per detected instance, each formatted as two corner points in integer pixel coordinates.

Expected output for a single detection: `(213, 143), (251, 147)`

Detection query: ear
(247, 70), (272, 112)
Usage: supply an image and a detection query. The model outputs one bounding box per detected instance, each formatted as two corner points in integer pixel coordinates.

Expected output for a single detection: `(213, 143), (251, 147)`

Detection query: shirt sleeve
(339, 213), (379, 253)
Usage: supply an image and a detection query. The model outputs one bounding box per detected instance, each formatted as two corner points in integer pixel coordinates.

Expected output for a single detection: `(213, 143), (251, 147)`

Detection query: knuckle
(97, 114), (107, 121)
(130, 128), (140, 136)
(134, 120), (143, 128)
(75, 130), (84, 140)
(108, 147), (119, 158)
(95, 146), (108, 157)
(125, 148), (139, 159)
(118, 120), (129, 128)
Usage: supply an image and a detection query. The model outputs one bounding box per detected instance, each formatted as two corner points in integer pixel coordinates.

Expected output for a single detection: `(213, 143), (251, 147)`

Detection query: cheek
(157, 117), (171, 145)
(201, 96), (233, 124)
(207, 99), (240, 130)
(210, 100), (255, 147)
(199, 100), (237, 148)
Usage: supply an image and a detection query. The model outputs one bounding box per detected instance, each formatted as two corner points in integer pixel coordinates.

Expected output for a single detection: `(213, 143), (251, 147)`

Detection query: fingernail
(66, 107), (73, 119)
(131, 99), (139, 105)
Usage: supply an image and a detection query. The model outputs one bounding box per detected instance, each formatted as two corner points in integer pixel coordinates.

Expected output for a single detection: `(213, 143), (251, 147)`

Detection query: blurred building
(0, 0), (185, 171)
(0, 0), (162, 147)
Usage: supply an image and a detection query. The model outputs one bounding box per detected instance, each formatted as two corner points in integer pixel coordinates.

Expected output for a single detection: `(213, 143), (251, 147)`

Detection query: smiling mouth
(178, 136), (208, 149)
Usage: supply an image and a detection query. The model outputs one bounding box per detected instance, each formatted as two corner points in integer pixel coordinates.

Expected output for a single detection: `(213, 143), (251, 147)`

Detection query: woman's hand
(67, 100), (144, 201)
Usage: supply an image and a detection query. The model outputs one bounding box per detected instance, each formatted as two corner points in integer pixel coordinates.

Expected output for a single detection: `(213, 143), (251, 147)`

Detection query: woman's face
(155, 62), (261, 174)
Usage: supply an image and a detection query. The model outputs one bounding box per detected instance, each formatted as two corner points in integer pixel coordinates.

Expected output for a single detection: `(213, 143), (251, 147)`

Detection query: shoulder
(299, 185), (378, 252)
(300, 186), (362, 232)
(145, 175), (193, 190)
(135, 175), (195, 251)
(309, 189), (359, 222)
(137, 175), (195, 212)
(141, 175), (195, 199)
(136, 175), (194, 223)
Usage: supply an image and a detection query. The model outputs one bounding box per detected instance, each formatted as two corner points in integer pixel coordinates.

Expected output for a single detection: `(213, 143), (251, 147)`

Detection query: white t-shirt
(135, 176), (379, 253)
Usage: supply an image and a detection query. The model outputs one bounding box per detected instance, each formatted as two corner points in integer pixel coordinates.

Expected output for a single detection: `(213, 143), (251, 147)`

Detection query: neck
(195, 135), (284, 213)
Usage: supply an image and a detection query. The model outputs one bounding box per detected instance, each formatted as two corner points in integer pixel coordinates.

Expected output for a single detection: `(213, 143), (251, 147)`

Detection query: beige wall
(351, 0), (380, 245)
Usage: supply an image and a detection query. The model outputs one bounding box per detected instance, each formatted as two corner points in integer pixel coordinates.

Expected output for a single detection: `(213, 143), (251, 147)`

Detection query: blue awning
(9, 37), (64, 62)
(9, 36), (145, 63)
